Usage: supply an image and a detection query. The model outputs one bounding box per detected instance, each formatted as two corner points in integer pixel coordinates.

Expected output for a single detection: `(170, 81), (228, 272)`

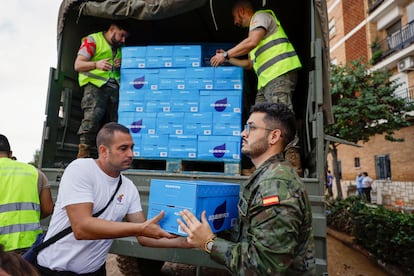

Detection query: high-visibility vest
(0, 158), (42, 251)
(78, 31), (121, 88)
(249, 10), (302, 89)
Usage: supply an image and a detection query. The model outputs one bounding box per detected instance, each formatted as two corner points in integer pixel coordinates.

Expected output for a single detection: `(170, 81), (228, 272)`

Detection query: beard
(241, 136), (269, 159)
(111, 34), (124, 49)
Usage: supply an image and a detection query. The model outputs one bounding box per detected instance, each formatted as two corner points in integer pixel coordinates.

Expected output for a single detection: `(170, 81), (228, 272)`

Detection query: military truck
(39, 0), (332, 274)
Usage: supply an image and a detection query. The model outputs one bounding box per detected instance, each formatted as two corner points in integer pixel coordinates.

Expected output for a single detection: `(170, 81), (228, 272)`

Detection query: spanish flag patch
(262, 195), (280, 206)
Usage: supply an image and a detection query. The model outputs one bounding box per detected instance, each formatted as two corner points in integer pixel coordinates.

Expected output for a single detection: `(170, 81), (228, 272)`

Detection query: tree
(326, 60), (414, 198)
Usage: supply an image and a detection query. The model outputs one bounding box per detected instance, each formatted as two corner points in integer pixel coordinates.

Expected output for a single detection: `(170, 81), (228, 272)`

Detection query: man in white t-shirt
(36, 123), (189, 275)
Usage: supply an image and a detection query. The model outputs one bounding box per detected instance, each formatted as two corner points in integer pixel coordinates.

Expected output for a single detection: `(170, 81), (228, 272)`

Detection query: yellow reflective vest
(0, 158), (42, 251)
(249, 10), (302, 90)
(78, 31), (121, 88)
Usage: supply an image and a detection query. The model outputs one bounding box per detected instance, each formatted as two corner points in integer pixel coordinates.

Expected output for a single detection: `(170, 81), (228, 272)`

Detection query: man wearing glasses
(178, 102), (315, 275)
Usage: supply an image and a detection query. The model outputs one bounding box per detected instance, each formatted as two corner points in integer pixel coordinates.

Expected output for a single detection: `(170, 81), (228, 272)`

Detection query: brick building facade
(327, 0), (414, 208)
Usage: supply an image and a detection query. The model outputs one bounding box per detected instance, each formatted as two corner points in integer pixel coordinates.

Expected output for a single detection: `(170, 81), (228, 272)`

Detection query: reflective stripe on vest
(78, 31), (121, 88)
(249, 10), (302, 89)
(0, 158), (41, 251)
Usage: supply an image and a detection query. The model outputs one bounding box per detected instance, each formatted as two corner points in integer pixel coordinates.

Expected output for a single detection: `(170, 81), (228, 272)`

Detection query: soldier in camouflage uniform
(74, 22), (129, 158)
(178, 102), (315, 275)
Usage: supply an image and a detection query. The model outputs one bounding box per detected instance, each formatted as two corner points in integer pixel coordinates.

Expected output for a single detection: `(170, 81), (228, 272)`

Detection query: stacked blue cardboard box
(118, 45), (243, 162)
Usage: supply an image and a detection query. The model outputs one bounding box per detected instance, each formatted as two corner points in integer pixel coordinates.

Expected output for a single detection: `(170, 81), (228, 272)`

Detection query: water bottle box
(147, 179), (240, 235)
(197, 135), (241, 161)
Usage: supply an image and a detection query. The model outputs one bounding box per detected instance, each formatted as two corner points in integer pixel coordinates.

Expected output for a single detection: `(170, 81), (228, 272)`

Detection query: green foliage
(369, 38), (383, 65)
(325, 196), (361, 234)
(327, 60), (414, 144)
(326, 197), (414, 273)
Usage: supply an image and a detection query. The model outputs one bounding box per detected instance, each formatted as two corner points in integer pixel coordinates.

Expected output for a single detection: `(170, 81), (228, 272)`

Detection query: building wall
(329, 124), (414, 181)
(345, 28), (368, 63)
(327, 0), (414, 196)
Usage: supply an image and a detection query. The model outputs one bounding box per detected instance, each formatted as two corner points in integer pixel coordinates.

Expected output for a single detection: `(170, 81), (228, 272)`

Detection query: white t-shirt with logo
(37, 158), (142, 273)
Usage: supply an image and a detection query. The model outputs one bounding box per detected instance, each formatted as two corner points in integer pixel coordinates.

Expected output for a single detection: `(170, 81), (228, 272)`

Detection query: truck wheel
(116, 255), (164, 276)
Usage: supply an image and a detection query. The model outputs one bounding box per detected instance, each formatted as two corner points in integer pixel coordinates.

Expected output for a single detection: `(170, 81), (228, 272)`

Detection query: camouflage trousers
(77, 83), (119, 145)
(255, 70), (298, 111)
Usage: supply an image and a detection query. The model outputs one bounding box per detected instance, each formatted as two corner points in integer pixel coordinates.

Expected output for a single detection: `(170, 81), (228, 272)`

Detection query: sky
(0, 1), (61, 163)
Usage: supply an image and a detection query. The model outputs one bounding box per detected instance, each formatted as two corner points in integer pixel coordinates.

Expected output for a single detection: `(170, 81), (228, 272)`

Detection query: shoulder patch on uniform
(262, 195), (280, 206)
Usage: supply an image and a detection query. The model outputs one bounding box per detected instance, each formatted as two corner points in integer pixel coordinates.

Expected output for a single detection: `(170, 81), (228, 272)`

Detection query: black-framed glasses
(243, 124), (276, 135)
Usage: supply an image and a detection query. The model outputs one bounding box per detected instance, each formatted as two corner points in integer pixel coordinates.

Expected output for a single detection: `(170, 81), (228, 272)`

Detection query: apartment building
(327, 0), (414, 208)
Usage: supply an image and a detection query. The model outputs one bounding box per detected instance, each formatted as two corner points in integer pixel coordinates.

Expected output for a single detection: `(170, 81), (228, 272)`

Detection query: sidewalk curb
(327, 227), (404, 276)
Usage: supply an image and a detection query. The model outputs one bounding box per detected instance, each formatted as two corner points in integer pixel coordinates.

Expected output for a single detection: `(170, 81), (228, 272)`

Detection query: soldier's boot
(77, 144), (91, 158)
(285, 146), (303, 177)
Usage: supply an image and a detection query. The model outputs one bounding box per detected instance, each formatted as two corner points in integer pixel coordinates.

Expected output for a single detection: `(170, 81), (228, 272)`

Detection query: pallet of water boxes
(118, 44), (243, 175)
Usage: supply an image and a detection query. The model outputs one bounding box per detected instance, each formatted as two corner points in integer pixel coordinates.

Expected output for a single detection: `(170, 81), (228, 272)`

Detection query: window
(354, 157), (360, 168)
(375, 155), (391, 180)
(329, 18), (336, 38)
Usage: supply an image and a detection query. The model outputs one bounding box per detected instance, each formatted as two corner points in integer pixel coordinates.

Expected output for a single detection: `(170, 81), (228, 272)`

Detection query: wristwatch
(204, 237), (216, 254)
(222, 51), (229, 60)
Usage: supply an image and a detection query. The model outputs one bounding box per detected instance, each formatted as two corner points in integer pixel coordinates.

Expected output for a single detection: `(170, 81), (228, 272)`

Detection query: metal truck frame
(39, 0), (332, 274)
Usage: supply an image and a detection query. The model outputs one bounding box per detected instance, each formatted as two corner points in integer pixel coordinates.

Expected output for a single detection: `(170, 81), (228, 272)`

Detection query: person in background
(0, 245), (39, 276)
(210, 0), (303, 175)
(361, 172), (373, 203)
(75, 21), (129, 158)
(0, 134), (54, 254)
(326, 170), (333, 198)
(178, 102), (315, 275)
(36, 123), (189, 275)
(356, 172), (364, 196)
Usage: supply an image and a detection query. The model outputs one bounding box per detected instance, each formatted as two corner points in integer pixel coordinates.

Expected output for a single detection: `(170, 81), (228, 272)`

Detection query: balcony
(371, 21), (414, 64)
(395, 85), (414, 102)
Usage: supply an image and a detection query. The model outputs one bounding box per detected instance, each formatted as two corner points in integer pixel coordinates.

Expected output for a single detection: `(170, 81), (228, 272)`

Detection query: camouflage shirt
(210, 153), (315, 275)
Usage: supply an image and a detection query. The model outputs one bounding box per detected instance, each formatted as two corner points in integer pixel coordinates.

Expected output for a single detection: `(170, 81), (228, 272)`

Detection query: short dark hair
(96, 122), (130, 148)
(110, 20), (129, 32)
(233, 0), (254, 12)
(249, 102), (296, 148)
(0, 134), (11, 153)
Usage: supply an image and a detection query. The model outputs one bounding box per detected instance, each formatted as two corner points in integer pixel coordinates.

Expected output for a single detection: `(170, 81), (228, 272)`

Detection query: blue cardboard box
(197, 135), (241, 161)
(146, 45), (174, 57)
(146, 56), (173, 68)
(156, 113), (184, 135)
(173, 45), (202, 57)
(145, 90), (172, 112)
(119, 89), (146, 101)
(213, 112), (242, 136)
(173, 56), (201, 68)
(147, 179), (240, 235)
(183, 112), (212, 135)
(132, 135), (142, 157)
(120, 69), (159, 90)
(168, 135), (197, 159)
(121, 57), (146, 69)
(185, 67), (215, 79)
(214, 78), (243, 90)
(121, 46), (147, 58)
(214, 66), (243, 79)
(141, 134), (169, 158)
(159, 78), (186, 90)
(170, 90), (199, 112)
(118, 100), (145, 112)
(118, 112), (157, 134)
(159, 68), (186, 79)
(185, 79), (214, 90)
(199, 90), (242, 113)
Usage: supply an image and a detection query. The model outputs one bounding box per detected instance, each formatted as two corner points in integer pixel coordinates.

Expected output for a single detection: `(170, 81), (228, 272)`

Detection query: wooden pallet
(130, 158), (241, 175)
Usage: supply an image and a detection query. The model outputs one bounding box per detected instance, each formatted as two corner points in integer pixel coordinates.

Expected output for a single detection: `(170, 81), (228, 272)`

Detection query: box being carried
(148, 179), (240, 236)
